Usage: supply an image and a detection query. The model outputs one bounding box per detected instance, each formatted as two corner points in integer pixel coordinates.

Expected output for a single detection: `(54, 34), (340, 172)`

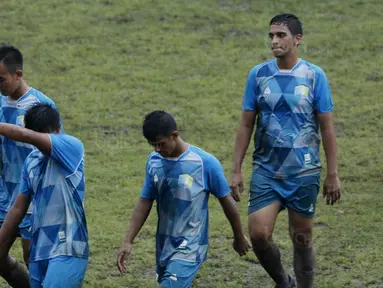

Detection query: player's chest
(151, 168), (204, 200)
(257, 75), (314, 111)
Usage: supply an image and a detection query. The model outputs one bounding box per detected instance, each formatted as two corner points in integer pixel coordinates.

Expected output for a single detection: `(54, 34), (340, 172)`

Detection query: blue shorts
(157, 259), (202, 287)
(248, 172), (320, 218)
(0, 210), (32, 240)
(29, 256), (88, 288)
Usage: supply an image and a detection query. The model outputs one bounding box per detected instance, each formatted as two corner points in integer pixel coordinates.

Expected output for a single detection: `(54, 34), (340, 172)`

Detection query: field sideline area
(1, 0), (382, 287)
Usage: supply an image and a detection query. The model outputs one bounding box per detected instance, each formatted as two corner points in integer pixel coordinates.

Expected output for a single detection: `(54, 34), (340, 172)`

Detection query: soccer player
(230, 14), (341, 288)
(0, 103), (88, 288)
(117, 110), (251, 287)
(0, 45), (63, 287)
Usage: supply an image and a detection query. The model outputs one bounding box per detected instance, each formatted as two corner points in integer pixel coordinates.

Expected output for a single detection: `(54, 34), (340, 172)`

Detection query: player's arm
(231, 67), (258, 201)
(0, 123), (51, 155)
(117, 197), (154, 273)
(318, 112), (338, 177)
(232, 110), (256, 174)
(314, 67), (340, 205)
(0, 194), (31, 258)
(218, 195), (251, 256)
(318, 112), (340, 204)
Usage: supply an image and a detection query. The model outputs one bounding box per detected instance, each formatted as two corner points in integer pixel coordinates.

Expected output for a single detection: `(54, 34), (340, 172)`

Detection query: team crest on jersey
(16, 115), (25, 127)
(178, 174), (194, 188)
(294, 85), (309, 97)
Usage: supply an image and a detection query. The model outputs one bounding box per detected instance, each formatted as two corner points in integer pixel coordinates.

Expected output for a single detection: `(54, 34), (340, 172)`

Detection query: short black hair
(0, 45), (23, 73)
(24, 103), (61, 133)
(142, 110), (177, 142)
(270, 14), (303, 36)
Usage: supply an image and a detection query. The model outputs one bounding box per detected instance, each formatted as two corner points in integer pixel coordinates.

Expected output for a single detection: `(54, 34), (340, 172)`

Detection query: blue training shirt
(141, 145), (230, 267)
(20, 134), (88, 262)
(242, 59), (334, 179)
(0, 88), (61, 226)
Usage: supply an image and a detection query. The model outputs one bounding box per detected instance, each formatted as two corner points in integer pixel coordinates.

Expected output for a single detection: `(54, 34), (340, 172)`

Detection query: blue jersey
(20, 134), (88, 262)
(242, 59), (334, 179)
(0, 88), (60, 223)
(141, 145), (230, 267)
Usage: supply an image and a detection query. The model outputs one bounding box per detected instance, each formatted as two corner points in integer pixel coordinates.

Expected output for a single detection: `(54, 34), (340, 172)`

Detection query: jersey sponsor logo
(304, 153), (311, 164)
(59, 231), (66, 242)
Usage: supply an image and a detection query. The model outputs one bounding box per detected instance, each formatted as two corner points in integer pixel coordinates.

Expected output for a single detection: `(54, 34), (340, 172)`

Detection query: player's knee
(249, 229), (273, 250)
(290, 228), (312, 247)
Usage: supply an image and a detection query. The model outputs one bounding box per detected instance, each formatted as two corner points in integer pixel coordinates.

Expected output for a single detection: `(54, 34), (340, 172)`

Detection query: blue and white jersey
(0, 88), (60, 222)
(20, 134), (88, 262)
(141, 145), (230, 267)
(242, 59), (334, 179)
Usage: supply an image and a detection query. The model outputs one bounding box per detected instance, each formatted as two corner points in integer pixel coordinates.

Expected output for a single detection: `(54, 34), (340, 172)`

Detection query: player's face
(0, 63), (21, 96)
(269, 24), (301, 58)
(148, 134), (177, 158)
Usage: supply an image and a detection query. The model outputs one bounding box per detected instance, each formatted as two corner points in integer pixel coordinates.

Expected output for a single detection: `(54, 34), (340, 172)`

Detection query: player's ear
(294, 34), (302, 46)
(172, 131), (179, 138)
(15, 69), (23, 79)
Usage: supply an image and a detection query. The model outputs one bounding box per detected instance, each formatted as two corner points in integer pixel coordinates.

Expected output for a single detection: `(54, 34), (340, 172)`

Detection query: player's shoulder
(299, 59), (327, 77)
(50, 133), (84, 152)
(28, 88), (57, 105)
(248, 59), (276, 78)
(188, 145), (222, 168)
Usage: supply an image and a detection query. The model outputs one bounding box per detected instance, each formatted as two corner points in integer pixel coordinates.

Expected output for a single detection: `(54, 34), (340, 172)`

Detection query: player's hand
(116, 242), (133, 274)
(323, 173), (341, 205)
(233, 235), (251, 256)
(230, 172), (244, 202)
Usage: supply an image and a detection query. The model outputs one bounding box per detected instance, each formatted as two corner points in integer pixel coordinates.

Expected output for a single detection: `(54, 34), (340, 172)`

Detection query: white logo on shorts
(308, 204), (314, 213)
(170, 274), (178, 281)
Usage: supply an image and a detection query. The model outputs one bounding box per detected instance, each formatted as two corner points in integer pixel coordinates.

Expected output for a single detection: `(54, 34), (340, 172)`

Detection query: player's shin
(293, 245), (315, 288)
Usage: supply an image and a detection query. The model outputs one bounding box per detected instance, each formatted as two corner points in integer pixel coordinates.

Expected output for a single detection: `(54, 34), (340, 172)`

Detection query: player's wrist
(327, 170), (338, 177)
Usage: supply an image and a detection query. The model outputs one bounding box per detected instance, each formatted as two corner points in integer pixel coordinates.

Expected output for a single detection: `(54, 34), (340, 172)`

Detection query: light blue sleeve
(205, 155), (231, 199)
(242, 67), (259, 111)
(140, 157), (156, 200)
(49, 134), (84, 177)
(313, 66), (334, 113)
(20, 163), (32, 196)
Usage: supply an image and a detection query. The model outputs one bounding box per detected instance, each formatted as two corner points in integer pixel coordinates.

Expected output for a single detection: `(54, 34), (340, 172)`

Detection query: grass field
(1, 0), (382, 287)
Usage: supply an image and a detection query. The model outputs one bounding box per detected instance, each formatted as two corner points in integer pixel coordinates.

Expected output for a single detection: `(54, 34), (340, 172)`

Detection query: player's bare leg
(249, 202), (290, 287)
(288, 209), (315, 288)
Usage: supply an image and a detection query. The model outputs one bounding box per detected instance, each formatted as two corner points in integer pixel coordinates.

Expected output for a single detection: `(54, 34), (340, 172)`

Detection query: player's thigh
(248, 172), (282, 239)
(285, 174), (320, 246)
(285, 174), (320, 219)
(158, 260), (202, 288)
(43, 256), (88, 288)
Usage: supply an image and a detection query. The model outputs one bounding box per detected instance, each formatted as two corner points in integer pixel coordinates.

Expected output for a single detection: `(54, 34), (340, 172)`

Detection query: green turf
(1, 0), (382, 287)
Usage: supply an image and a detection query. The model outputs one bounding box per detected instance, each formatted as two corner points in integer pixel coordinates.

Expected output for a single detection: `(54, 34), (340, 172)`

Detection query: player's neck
(276, 55), (300, 70)
(10, 80), (30, 100)
(170, 140), (190, 158)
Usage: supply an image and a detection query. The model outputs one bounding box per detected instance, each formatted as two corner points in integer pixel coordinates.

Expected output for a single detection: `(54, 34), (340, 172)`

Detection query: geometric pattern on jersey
(141, 145), (230, 267)
(242, 59), (334, 179)
(0, 88), (60, 219)
(20, 134), (88, 262)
